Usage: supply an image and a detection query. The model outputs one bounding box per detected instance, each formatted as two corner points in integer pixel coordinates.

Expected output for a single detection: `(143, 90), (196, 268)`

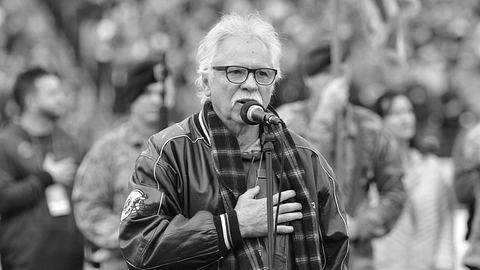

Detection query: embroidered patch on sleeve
(121, 189), (147, 222)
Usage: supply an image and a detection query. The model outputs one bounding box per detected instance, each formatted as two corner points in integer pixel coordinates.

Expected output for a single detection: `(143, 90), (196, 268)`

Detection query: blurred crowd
(1, 0), (480, 269)
(0, 0), (475, 151)
(0, 0), (478, 153)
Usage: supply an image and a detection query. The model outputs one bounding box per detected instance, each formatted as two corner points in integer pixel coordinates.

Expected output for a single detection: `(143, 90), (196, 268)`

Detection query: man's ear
(202, 73), (209, 88)
(202, 74), (211, 96)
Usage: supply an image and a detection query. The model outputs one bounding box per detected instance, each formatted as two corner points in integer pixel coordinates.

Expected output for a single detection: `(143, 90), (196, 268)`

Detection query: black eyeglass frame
(211, 65), (278, 86)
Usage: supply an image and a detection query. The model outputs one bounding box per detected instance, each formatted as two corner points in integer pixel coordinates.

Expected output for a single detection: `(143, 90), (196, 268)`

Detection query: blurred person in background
(0, 67), (84, 270)
(0, 93), (16, 128)
(453, 122), (480, 270)
(72, 59), (168, 270)
(373, 91), (455, 270)
(452, 130), (475, 243)
(276, 41), (405, 270)
(119, 13), (349, 270)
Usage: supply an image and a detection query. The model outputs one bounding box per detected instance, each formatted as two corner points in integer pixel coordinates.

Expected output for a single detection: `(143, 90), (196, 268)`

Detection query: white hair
(195, 13), (283, 103)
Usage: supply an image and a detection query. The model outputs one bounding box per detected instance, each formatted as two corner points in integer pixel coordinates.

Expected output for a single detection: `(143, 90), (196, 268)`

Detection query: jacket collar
(197, 108), (211, 146)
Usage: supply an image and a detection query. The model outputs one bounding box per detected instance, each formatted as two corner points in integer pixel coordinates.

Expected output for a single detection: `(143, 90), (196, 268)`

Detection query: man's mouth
(236, 98), (258, 105)
(236, 99), (247, 105)
(231, 94), (263, 108)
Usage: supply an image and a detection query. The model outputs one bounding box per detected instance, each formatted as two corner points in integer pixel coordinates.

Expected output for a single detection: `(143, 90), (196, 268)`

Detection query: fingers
(271, 190), (295, 205)
(239, 186), (260, 200)
(276, 202), (302, 214)
(276, 212), (303, 224)
(274, 202), (303, 226)
(43, 153), (77, 185)
(236, 189), (303, 237)
(276, 225), (294, 234)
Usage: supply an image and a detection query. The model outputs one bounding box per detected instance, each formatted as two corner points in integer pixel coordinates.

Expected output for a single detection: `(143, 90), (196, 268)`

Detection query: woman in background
(373, 91), (455, 270)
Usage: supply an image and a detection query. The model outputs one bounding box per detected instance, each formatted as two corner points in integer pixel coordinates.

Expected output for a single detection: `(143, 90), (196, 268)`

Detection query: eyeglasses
(212, 65), (277, 86)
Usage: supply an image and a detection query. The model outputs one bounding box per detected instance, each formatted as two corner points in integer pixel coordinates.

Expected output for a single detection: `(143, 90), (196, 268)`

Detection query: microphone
(240, 100), (282, 126)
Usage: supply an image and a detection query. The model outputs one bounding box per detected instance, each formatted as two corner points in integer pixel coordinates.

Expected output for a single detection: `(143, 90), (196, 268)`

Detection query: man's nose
(241, 72), (258, 91)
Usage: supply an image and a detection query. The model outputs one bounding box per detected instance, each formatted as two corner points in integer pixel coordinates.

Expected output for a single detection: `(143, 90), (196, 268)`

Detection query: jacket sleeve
(0, 143), (53, 215)
(72, 140), (121, 249)
(349, 128), (406, 240)
(119, 140), (239, 270)
(316, 155), (350, 270)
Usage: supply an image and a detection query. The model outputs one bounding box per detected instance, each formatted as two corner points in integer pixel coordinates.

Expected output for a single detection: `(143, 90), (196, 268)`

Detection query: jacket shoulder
(140, 114), (207, 162)
(290, 131), (317, 153)
(149, 116), (199, 149)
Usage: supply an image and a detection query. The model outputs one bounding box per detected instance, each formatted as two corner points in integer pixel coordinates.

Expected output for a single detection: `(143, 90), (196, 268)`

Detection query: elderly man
(119, 13), (349, 270)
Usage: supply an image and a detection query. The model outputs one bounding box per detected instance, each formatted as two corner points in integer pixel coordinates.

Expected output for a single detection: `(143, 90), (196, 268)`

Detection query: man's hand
(43, 153), (77, 185)
(235, 186), (303, 238)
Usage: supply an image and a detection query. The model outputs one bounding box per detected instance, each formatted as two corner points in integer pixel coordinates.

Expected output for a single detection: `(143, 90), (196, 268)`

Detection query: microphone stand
(262, 129), (276, 270)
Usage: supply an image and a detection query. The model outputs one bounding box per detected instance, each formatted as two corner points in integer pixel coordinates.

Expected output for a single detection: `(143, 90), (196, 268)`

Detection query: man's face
(206, 36), (275, 125)
(130, 82), (163, 126)
(32, 75), (67, 120)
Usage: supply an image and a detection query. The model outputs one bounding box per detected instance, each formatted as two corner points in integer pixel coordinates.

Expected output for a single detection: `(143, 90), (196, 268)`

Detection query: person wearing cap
(276, 41), (406, 270)
(118, 13), (349, 270)
(72, 60), (167, 270)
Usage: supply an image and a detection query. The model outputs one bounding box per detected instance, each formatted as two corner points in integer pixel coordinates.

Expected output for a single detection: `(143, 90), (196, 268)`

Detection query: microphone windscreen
(240, 100), (261, 125)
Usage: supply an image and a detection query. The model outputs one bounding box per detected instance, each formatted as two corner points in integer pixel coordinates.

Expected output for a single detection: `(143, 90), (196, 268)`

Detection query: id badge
(45, 184), (71, 216)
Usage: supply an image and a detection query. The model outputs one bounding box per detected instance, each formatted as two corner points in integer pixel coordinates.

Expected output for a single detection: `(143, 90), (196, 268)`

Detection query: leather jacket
(119, 111), (349, 270)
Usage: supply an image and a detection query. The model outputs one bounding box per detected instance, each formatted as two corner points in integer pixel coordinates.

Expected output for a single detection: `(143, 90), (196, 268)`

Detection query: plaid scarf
(204, 101), (323, 270)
